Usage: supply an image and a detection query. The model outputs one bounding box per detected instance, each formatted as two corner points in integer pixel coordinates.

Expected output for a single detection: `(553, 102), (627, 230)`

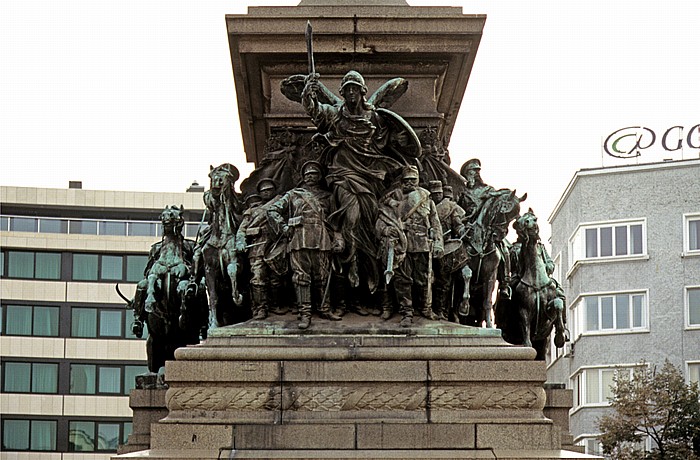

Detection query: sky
(1, 0), (698, 244)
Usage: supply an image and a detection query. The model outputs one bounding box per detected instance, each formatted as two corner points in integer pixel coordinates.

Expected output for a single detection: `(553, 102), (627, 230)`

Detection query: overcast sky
(1, 0), (698, 242)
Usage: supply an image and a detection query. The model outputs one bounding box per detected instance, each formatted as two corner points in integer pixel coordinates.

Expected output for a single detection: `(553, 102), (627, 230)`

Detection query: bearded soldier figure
(381, 166), (444, 327)
(267, 161), (344, 329)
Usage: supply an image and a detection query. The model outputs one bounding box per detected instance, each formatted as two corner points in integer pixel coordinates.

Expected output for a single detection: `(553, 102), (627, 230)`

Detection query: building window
(687, 287), (700, 328)
(71, 252), (147, 282)
(71, 307), (127, 338)
(688, 362), (700, 386)
(569, 220), (646, 268)
(1, 419), (57, 451)
(68, 420), (130, 452)
(5, 251), (61, 280)
(572, 367), (635, 408)
(685, 214), (700, 254)
(2, 304), (60, 336)
(2, 361), (59, 394)
(69, 363), (147, 395)
(126, 255), (148, 282)
(572, 292), (647, 337)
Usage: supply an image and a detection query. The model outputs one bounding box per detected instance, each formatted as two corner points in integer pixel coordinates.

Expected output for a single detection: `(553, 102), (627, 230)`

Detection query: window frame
(1, 418), (58, 452)
(570, 290), (650, 339)
(3, 250), (62, 280)
(1, 360), (59, 394)
(683, 213), (700, 256)
(68, 362), (148, 396)
(687, 361), (700, 386)
(571, 365), (638, 411)
(685, 285), (700, 330)
(1, 304), (61, 337)
(567, 218), (648, 277)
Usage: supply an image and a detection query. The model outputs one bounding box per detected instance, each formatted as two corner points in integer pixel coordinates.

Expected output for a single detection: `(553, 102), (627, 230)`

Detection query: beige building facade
(1, 185), (204, 458)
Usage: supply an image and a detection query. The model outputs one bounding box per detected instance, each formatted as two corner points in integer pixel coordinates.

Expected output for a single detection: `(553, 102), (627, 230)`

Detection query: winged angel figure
(280, 70), (422, 292)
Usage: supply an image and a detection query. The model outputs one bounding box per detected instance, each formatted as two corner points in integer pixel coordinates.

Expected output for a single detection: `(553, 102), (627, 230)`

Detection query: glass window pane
(30, 420), (57, 450)
(185, 223), (199, 238)
(602, 370), (615, 401)
(72, 254), (98, 281)
(689, 220), (700, 251)
(689, 364), (700, 385)
(32, 363), (58, 393)
(122, 422), (133, 444)
(1, 215), (8, 231)
(585, 229), (598, 258)
(600, 227), (613, 257)
(6, 305), (32, 335)
(601, 297), (614, 329)
(99, 221), (127, 236)
(101, 255), (123, 280)
(69, 220), (98, 235)
(689, 288), (700, 326)
(35, 252), (61, 279)
(69, 421), (95, 451)
(585, 297), (599, 331)
(4, 362), (31, 392)
(126, 255), (148, 282)
(3, 419), (30, 450)
(70, 364), (96, 394)
(630, 224), (643, 254)
(99, 309), (123, 337)
(98, 367), (122, 394)
(124, 365), (149, 394)
(97, 423), (120, 450)
(10, 217), (38, 232)
(71, 308), (97, 337)
(128, 222), (156, 237)
(1, 251), (4, 277)
(633, 295), (644, 328)
(585, 370), (600, 404)
(615, 295), (629, 329)
(8, 251), (34, 278)
(615, 226), (628, 256)
(39, 218), (68, 234)
(33, 306), (59, 336)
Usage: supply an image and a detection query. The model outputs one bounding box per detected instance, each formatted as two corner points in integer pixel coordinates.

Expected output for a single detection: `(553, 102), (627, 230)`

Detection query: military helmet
(443, 185), (454, 198)
(301, 160), (324, 176)
(244, 193), (263, 206)
(340, 70), (368, 94)
(256, 178), (278, 193)
(401, 165), (420, 181)
(428, 180), (443, 193)
(459, 158), (482, 177)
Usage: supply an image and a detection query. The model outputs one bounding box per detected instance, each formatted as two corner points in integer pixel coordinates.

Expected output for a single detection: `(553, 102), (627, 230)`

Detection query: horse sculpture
(117, 205), (207, 376)
(191, 163), (249, 327)
(460, 190), (526, 327)
(496, 209), (569, 360)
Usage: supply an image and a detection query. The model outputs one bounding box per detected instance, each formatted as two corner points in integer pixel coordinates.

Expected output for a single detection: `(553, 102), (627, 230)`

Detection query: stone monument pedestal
(115, 315), (596, 459)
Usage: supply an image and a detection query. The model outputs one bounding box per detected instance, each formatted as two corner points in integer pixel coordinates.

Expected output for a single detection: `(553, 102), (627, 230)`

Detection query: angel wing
(280, 74), (342, 106)
(367, 77), (408, 108)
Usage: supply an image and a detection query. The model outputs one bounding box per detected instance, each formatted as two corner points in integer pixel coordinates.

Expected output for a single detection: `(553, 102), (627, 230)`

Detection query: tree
(599, 360), (700, 460)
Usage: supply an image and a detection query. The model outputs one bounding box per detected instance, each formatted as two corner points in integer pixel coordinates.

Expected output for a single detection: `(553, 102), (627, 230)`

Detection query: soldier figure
(381, 166), (444, 327)
(235, 193), (283, 320)
(429, 181), (468, 320)
(458, 159), (512, 299)
(267, 161), (343, 329)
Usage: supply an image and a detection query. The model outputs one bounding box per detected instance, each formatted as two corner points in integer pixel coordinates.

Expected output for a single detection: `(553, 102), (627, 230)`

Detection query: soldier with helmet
(267, 160), (344, 329)
(380, 166), (444, 327)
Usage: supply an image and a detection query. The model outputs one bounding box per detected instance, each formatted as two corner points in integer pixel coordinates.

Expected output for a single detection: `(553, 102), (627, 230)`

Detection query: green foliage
(598, 360), (700, 460)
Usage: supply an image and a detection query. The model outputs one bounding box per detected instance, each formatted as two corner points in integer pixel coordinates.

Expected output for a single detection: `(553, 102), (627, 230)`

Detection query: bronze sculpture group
(120, 39), (569, 365)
